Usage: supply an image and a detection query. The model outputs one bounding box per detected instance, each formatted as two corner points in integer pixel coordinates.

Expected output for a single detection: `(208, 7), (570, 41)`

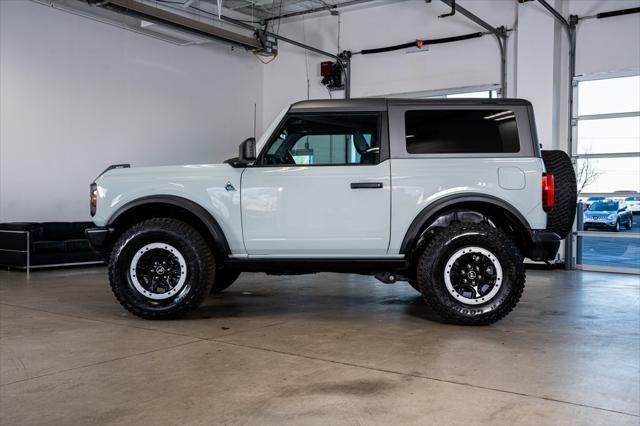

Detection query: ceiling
(153, 0), (374, 23)
(36, 0), (381, 48)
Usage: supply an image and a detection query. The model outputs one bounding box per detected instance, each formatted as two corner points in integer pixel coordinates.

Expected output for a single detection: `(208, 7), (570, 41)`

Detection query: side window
(260, 113), (380, 165)
(405, 109), (520, 154)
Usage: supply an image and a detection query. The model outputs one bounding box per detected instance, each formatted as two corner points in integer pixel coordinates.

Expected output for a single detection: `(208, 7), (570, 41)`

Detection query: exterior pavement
(0, 267), (639, 425)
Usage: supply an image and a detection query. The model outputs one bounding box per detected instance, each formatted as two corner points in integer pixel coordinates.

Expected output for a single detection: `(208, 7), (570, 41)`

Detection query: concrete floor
(0, 267), (638, 425)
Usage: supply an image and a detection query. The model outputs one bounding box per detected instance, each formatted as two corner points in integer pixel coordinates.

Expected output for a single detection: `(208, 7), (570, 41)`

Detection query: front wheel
(416, 223), (525, 325)
(109, 218), (215, 319)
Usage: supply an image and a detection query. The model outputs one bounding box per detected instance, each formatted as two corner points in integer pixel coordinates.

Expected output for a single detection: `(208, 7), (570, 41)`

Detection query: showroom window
(259, 113), (380, 166)
(573, 73), (640, 273)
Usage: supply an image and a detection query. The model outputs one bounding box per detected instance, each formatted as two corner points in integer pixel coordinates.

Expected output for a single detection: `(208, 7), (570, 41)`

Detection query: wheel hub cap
(444, 246), (503, 305)
(129, 243), (187, 300)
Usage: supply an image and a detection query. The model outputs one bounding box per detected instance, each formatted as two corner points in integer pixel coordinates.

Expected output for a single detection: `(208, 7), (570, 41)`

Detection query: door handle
(350, 182), (383, 189)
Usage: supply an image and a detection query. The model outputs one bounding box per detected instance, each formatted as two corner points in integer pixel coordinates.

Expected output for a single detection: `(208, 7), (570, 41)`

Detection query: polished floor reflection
(1, 267), (639, 425)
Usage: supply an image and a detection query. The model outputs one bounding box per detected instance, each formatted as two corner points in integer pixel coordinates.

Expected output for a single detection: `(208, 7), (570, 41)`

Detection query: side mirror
(239, 137), (256, 162)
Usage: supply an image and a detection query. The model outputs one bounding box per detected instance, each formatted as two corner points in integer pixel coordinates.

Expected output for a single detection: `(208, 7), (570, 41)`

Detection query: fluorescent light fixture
(484, 111), (513, 120)
(495, 114), (516, 121)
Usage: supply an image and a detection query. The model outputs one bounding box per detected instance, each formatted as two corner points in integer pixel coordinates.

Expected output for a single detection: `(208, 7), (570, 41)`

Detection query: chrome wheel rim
(130, 243), (187, 300)
(444, 246), (503, 305)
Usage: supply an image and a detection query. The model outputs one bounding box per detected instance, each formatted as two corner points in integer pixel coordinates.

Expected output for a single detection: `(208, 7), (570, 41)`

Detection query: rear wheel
(109, 218), (215, 319)
(416, 222), (525, 325)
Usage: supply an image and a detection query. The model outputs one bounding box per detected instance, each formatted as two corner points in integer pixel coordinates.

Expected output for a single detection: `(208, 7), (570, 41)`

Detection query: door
(241, 112), (391, 256)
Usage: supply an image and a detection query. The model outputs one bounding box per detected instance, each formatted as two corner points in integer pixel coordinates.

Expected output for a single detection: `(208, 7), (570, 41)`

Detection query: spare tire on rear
(541, 150), (577, 239)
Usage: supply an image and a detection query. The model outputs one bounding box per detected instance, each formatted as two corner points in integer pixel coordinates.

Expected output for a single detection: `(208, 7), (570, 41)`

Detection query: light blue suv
(85, 99), (577, 325)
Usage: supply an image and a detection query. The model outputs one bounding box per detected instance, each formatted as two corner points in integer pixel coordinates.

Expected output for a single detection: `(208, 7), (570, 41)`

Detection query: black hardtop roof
(289, 98), (533, 112)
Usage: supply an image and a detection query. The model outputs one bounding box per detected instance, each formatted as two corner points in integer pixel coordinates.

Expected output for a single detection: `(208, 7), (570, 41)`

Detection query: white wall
(0, 0), (262, 222)
(515, 0), (565, 150)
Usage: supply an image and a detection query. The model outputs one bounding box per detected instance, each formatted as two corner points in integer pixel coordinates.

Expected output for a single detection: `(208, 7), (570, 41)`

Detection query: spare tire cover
(541, 150), (577, 239)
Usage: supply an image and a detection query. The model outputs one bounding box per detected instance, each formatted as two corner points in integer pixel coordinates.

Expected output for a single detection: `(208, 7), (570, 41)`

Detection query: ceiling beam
(99, 0), (261, 49)
(263, 0), (380, 22)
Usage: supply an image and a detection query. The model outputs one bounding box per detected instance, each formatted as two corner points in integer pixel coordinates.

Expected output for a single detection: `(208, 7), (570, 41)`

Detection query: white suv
(86, 99), (576, 325)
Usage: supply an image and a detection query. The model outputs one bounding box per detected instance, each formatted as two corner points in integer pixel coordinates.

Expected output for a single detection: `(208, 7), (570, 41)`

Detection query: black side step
(224, 258), (408, 275)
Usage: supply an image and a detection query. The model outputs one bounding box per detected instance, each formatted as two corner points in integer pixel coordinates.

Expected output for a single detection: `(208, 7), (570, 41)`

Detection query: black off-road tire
(109, 218), (215, 320)
(541, 150), (577, 239)
(210, 270), (241, 294)
(416, 222), (525, 325)
(406, 228), (442, 293)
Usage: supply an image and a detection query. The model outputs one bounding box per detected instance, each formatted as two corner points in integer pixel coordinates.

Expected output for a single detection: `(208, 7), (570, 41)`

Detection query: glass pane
(261, 113), (379, 166)
(577, 116), (640, 154)
(576, 157), (640, 193)
(405, 109), (520, 154)
(581, 200), (635, 232)
(578, 236), (640, 270)
(291, 135), (348, 165)
(578, 75), (640, 116)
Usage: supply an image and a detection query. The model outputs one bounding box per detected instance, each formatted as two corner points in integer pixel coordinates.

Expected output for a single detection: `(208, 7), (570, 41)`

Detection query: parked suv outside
(86, 99), (576, 325)
(583, 200), (633, 231)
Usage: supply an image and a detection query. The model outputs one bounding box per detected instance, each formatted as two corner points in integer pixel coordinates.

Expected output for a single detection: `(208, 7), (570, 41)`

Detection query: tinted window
(405, 109), (520, 154)
(260, 114), (380, 166)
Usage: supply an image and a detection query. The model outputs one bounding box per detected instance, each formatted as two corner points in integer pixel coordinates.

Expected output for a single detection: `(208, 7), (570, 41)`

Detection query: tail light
(542, 173), (555, 212)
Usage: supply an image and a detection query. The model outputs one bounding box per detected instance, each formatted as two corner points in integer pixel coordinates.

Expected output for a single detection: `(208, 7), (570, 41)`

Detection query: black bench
(0, 222), (104, 272)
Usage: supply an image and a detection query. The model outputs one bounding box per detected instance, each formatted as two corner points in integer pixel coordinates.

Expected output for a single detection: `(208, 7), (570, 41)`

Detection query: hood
(96, 163), (233, 182)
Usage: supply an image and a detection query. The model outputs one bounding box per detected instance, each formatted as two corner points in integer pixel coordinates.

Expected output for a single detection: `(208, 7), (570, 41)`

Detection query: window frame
(253, 111), (389, 167)
(387, 103), (536, 159)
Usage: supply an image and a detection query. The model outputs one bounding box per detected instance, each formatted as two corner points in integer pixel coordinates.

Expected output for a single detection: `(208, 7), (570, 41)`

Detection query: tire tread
(109, 218), (215, 320)
(417, 222), (525, 325)
(542, 150), (577, 239)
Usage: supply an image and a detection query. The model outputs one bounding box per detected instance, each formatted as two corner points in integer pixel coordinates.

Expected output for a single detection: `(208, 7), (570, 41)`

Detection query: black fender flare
(107, 195), (231, 256)
(399, 193), (532, 254)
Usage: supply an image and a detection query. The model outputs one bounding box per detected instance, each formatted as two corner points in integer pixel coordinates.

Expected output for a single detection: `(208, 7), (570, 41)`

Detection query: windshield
(589, 202), (618, 212)
(625, 197), (639, 201)
(587, 197), (604, 202)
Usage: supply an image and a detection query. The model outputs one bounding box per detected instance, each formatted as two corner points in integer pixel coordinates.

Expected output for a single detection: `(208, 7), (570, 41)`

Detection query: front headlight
(90, 183), (98, 217)
(607, 213), (616, 220)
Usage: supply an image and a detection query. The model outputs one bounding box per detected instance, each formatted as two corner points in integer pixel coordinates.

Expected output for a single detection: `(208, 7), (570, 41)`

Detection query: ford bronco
(86, 98), (577, 325)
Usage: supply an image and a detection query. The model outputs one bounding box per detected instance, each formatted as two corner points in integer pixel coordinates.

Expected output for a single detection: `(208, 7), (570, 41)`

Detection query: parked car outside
(624, 196), (640, 214)
(583, 200), (633, 231)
